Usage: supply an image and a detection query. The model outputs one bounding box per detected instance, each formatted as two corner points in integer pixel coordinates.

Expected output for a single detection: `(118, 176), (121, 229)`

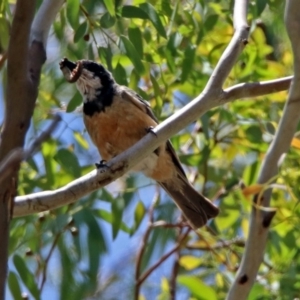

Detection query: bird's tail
(159, 176), (219, 229)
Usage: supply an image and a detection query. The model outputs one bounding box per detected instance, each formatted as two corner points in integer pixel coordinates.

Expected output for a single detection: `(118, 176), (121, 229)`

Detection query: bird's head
(59, 58), (114, 102)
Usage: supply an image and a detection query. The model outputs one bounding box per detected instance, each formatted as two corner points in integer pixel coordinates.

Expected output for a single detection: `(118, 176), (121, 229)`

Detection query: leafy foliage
(0, 0), (297, 299)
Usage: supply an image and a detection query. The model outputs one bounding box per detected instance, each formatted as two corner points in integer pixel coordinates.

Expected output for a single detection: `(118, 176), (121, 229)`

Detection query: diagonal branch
(136, 228), (191, 287)
(224, 76), (292, 101)
(227, 1), (300, 299)
(31, 0), (65, 45)
(204, 0), (249, 92)
(0, 115), (61, 185)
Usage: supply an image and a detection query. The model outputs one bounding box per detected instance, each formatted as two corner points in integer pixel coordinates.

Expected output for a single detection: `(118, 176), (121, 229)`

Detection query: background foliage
(0, 0), (297, 299)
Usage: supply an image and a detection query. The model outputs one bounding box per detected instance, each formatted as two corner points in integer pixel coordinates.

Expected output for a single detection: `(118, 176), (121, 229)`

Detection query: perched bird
(59, 58), (219, 229)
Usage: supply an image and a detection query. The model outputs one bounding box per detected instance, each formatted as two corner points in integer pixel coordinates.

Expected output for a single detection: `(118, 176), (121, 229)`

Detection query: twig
(169, 226), (183, 300)
(223, 76), (292, 101)
(0, 115), (61, 185)
(151, 220), (189, 228)
(136, 228), (191, 287)
(134, 193), (158, 300)
(0, 52), (7, 69)
(186, 238), (245, 251)
(203, 0), (249, 93)
(196, 231), (235, 271)
(39, 230), (63, 291)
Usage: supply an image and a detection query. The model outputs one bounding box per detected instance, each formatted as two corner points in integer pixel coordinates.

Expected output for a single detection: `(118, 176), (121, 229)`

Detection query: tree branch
(0, 1), (37, 297)
(224, 76), (292, 101)
(204, 0), (249, 92)
(186, 238), (245, 251)
(169, 227), (183, 300)
(0, 115), (61, 185)
(31, 0), (65, 46)
(134, 194), (157, 300)
(0, 0), (65, 297)
(227, 1), (300, 299)
(136, 228), (191, 287)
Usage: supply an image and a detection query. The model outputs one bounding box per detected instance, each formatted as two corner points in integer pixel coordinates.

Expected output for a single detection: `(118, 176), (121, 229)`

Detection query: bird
(59, 58), (219, 229)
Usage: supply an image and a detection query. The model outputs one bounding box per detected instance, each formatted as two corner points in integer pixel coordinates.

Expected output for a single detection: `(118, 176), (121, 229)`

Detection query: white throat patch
(76, 69), (102, 102)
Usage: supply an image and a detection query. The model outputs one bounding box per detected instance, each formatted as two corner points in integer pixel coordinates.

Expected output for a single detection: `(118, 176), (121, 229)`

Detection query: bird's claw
(95, 160), (107, 169)
(145, 126), (157, 137)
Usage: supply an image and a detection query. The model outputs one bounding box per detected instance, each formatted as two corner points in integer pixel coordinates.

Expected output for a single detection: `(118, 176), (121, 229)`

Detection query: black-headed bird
(60, 58), (219, 229)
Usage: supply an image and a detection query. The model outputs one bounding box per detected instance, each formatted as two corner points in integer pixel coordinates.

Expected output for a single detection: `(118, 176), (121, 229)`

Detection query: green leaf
(200, 113), (210, 140)
(245, 125), (262, 143)
(0, 17), (9, 50)
(215, 194), (240, 231)
(42, 140), (57, 187)
(161, 0), (173, 17)
(87, 224), (101, 280)
(99, 188), (115, 203)
(150, 74), (163, 116)
(98, 46), (113, 71)
(49, 213), (70, 234)
(243, 161), (259, 186)
(248, 283), (268, 300)
(93, 208), (131, 233)
(66, 0), (80, 30)
(164, 48), (176, 73)
(143, 27), (152, 43)
(66, 91), (82, 112)
(179, 153), (202, 166)
(204, 14), (218, 32)
(119, 35), (145, 75)
(73, 22), (87, 43)
(13, 255), (40, 300)
(139, 3), (167, 38)
(132, 200), (146, 233)
(128, 27), (143, 57)
(54, 148), (81, 177)
(178, 275), (218, 300)
(179, 255), (202, 270)
(76, 209), (107, 280)
(113, 63), (128, 86)
(256, 0), (268, 16)
(74, 132), (89, 149)
(181, 44), (196, 82)
(103, 0), (115, 16)
(111, 197), (125, 239)
(166, 32), (182, 55)
(100, 11), (116, 28)
(129, 69), (140, 90)
(121, 5), (149, 19)
(8, 272), (23, 300)
(57, 238), (76, 300)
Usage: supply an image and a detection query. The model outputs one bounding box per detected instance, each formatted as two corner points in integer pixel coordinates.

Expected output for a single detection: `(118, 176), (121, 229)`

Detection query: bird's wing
(120, 86), (187, 178)
(120, 86), (159, 123)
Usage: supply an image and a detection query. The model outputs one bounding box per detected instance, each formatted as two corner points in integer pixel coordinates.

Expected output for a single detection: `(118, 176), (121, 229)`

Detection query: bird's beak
(59, 58), (82, 83)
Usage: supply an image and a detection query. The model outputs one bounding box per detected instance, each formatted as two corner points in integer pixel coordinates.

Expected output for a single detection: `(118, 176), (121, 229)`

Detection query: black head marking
(80, 60), (115, 88)
(59, 58), (116, 117)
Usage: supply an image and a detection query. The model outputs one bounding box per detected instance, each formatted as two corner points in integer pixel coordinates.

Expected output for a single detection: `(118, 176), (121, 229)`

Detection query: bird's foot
(95, 160), (107, 169)
(145, 126), (157, 137)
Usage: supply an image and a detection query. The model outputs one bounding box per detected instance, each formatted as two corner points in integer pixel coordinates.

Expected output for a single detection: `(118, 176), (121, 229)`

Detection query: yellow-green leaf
(103, 0), (115, 16)
(179, 255), (202, 270)
(178, 275), (217, 300)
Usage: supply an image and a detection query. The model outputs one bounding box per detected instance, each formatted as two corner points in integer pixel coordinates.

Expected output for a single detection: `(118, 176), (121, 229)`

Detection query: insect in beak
(59, 58), (83, 83)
